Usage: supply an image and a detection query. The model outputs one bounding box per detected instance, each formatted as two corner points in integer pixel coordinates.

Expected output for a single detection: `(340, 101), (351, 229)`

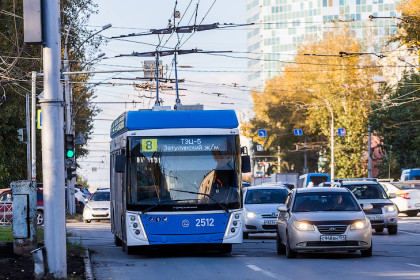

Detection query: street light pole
(42, 0), (66, 276)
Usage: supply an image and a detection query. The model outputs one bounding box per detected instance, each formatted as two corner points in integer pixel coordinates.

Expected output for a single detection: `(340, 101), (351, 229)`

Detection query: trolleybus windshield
(127, 135), (241, 211)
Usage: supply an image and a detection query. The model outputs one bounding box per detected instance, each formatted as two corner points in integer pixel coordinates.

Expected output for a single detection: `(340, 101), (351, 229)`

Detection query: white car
(83, 189), (110, 223)
(380, 182), (420, 217)
(243, 186), (290, 238)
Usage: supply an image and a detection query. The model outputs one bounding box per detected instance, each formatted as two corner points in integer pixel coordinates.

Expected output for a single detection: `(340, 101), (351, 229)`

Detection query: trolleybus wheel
(114, 234), (122, 246)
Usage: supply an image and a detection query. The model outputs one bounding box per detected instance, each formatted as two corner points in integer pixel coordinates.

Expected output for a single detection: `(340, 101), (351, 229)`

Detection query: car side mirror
(362, 203), (373, 211)
(241, 155), (251, 173)
(388, 193), (396, 199)
(277, 205), (288, 212)
(115, 155), (126, 173)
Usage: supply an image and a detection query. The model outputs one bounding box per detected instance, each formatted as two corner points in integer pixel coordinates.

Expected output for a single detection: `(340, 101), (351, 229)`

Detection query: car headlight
(350, 219), (369, 230)
(293, 221), (315, 231)
(385, 205), (396, 212)
(246, 211), (258, 218)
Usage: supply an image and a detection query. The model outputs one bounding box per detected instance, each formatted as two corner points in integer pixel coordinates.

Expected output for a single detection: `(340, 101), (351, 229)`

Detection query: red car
(0, 188), (44, 226)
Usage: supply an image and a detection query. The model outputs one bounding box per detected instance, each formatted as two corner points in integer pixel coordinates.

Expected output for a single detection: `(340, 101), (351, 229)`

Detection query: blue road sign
(258, 129), (267, 137)
(257, 145), (264, 151)
(293, 129), (303, 136)
(338, 128), (346, 137)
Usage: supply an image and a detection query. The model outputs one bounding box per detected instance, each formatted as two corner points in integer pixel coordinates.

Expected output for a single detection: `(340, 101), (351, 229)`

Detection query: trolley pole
(41, 0), (67, 277)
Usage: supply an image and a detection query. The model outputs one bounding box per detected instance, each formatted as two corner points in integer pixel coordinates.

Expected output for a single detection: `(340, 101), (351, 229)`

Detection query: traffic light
(65, 134), (75, 158)
(66, 167), (77, 180)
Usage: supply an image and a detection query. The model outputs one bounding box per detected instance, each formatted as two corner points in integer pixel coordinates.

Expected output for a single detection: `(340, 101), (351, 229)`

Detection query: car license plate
(264, 220), (277, 225)
(320, 235), (346, 242)
(367, 215), (381, 221)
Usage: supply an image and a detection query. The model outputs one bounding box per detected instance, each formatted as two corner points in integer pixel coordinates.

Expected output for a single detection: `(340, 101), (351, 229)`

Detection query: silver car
(276, 187), (373, 258)
(243, 186), (289, 238)
(333, 179), (398, 234)
(83, 189), (110, 223)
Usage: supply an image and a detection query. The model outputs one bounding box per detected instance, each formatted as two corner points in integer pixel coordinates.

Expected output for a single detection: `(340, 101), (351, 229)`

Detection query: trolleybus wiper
(171, 189), (229, 213)
(142, 199), (198, 214)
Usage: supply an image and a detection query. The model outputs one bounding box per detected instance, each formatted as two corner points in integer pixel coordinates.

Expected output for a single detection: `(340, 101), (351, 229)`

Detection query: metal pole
(155, 52), (160, 106)
(330, 107), (335, 181)
(174, 51), (181, 106)
(64, 47), (76, 214)
(31, 72), (37, 181)
(368, 125), (371, 178)
(304, 135), (307, 173)
(277, 145), (281, 172)
(26, 93), (31, 180)
(41, 0), (67, 276)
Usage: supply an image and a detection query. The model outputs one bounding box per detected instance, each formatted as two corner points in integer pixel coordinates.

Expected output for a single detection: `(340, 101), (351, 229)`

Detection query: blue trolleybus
(110, 109), (250, 254)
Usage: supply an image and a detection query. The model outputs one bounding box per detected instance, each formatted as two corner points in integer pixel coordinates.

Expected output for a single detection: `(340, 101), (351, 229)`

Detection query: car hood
(86, 201), (110, 209)
(244, 203), (284, 214)
(292, 211), (366, 222)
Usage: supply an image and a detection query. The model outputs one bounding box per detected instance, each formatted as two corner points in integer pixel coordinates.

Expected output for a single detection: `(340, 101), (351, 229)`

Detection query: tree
(243, 26), (382, 177)
(369, 72), (420, 179)
(0, 0), (100, 188)
(393, 0), (420, 51)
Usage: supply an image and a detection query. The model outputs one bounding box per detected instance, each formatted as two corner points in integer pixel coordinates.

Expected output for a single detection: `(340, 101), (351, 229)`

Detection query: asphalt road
(67, 215), (420, 280)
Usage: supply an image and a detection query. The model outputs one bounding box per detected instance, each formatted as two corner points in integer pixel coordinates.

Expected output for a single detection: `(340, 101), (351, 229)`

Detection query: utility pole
(277, 146), (281, 172)
(26, 93), (30, 180)
(368, 125), (372, 178)
(41, 0), (67, 277)
(304, 135), (308, 173)
(31, 72), (37, 181)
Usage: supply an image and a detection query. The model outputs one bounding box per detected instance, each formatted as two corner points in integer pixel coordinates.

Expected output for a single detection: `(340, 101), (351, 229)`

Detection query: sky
(78, 0), (249, 188)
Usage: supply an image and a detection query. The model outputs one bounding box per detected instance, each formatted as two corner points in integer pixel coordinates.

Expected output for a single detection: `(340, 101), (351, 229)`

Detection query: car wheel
(243, 232), (249, 239)
(84, 219), (91, 223)
(388, 225), (398, 235)
(276, 232), (286, 255)
(114, 234), (122, 246)
(285, 233), (297, 259)
(375, 227), (384, 233)
(406, 210), (418, 217)
(361, 242), (372, 257)
(37, 211), (44, 226)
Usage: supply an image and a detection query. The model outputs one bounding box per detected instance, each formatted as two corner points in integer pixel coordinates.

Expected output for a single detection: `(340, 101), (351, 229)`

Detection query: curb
(84, 249), (94, 280)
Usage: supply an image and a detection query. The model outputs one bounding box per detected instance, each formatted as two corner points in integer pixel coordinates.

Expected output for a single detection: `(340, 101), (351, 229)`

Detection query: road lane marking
(400, 230), (420, 236)
(246, 264), (277, 279)
(407, 263), (420, 269)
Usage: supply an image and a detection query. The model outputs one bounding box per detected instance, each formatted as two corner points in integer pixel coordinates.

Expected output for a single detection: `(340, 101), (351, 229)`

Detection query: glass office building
(247, 0), (399, 89)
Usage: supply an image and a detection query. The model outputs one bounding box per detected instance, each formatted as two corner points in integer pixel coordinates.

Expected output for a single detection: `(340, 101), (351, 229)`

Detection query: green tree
(0, 0), (100, 188)
(369, 72), (420, 179)
(243, 26), (381, 177)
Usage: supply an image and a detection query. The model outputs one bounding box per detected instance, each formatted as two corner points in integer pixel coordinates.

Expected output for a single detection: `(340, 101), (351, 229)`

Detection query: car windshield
(245, 189), (289, 204)
(345, 184), (388, 199)
(293, 192), (360, 212)
(90, 192), (110, 201)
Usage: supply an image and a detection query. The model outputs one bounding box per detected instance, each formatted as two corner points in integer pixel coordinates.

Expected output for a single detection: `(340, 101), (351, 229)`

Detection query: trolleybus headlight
(130, 216), (136, 221)
(135, 230), (140, 235)
(133, 223), (138, 228)
(231, 228), (235, 233)
(235, 214), (240, 219)
(233, 221), (238, 226)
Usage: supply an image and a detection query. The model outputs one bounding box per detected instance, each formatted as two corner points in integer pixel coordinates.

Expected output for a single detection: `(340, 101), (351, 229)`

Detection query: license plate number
(264, 220), (277, 225)
(367, 215), (381, 221)
(320, 235), (346, 242)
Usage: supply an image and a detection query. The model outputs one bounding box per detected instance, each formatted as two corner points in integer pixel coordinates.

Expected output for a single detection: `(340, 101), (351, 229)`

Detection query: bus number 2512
(196, 218), (214, 227)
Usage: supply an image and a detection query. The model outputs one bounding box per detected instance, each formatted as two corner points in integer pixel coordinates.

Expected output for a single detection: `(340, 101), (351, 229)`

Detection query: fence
(0, 202), (13, 226)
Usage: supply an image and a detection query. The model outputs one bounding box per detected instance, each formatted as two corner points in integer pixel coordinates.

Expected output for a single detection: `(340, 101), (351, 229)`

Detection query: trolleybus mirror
(241, 155), (251, 173)
(115, 155), (126, 173)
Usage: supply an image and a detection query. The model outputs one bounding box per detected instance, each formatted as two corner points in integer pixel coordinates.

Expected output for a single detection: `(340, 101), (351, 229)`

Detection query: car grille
(306, 241), (359, 247)
(262, 225), (277, 230)
(317, 225), (347, 234)
(261, 213), (278, 218)
(245, 225), (257, 229)
(92, 214), (109, 217)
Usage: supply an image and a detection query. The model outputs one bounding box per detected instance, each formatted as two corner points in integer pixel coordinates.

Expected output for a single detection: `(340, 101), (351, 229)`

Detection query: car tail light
(399, 193), (410, 199)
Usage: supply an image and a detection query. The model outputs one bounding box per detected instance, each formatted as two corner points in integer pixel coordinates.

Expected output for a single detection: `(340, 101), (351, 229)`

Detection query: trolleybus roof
(110, 110), (239, 138)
